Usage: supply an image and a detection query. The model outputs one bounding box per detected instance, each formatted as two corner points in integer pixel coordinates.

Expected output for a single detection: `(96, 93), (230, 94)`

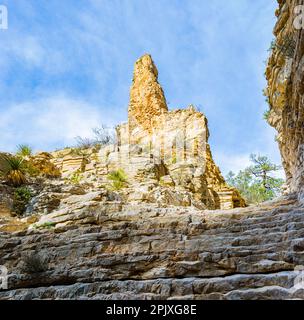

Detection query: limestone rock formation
(266, 0), (304, 201)
(128, 54), (168, 132)
(50, 54), (245, 211)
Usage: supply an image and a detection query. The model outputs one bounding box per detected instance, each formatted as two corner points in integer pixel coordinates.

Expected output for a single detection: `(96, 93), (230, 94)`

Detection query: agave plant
(16, 144), (33, 158)
(0, 154), (26, 186)
(107, 169), (128, 190)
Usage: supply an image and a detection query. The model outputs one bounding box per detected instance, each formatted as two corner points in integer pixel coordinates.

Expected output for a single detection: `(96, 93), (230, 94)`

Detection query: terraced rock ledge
(1, 195), (304, 300)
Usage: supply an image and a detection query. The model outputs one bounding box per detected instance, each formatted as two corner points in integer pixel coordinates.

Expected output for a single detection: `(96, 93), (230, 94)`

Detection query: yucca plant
(107, 169), (128, 190)
(0, 154), (26, 186)
(16, 144), (33, 158)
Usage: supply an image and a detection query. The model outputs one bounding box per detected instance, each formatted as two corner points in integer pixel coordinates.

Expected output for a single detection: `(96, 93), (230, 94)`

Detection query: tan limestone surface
(128, 54), (168, 132)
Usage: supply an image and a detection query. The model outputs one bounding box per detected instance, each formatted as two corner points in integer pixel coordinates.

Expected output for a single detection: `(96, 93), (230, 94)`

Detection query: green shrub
(13, 186), (32, 216)
(107, 169), (128, 190)
(263, 110), (271, 122)
(268, 39), (276, 52)
(23, 161), (41, 177)
(65, 170), (83, 185)
(33, 222), (56, 230)
(269, 35), (296, 58)
(15, 186), (32, 202)
(16, 144), (33, 158)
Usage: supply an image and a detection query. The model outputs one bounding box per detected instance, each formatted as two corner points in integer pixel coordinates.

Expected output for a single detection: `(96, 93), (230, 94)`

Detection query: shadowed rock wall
(266, 0), (304, 201)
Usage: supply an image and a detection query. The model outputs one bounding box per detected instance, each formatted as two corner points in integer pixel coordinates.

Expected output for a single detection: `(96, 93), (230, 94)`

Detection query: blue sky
(0, 0), (282, 176)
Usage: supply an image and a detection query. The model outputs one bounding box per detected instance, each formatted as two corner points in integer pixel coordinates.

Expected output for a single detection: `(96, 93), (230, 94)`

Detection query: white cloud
(0, 95), (113, 152)
(0, 33), (44, 68)
(214, 152), (252, 176)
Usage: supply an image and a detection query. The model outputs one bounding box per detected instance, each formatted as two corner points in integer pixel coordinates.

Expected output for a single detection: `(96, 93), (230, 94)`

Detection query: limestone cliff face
(266, 0), (304, 200)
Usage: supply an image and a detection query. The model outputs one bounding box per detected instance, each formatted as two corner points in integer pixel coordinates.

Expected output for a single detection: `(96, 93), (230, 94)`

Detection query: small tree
(226, 154), (284, 204)
(248, 154), (282, 190)
(92, 125), (116, 145)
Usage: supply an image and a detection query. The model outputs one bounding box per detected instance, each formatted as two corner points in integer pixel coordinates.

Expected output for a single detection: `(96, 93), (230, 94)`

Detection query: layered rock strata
(266, 0), (304, 200)
(0, 195), (303, 300)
